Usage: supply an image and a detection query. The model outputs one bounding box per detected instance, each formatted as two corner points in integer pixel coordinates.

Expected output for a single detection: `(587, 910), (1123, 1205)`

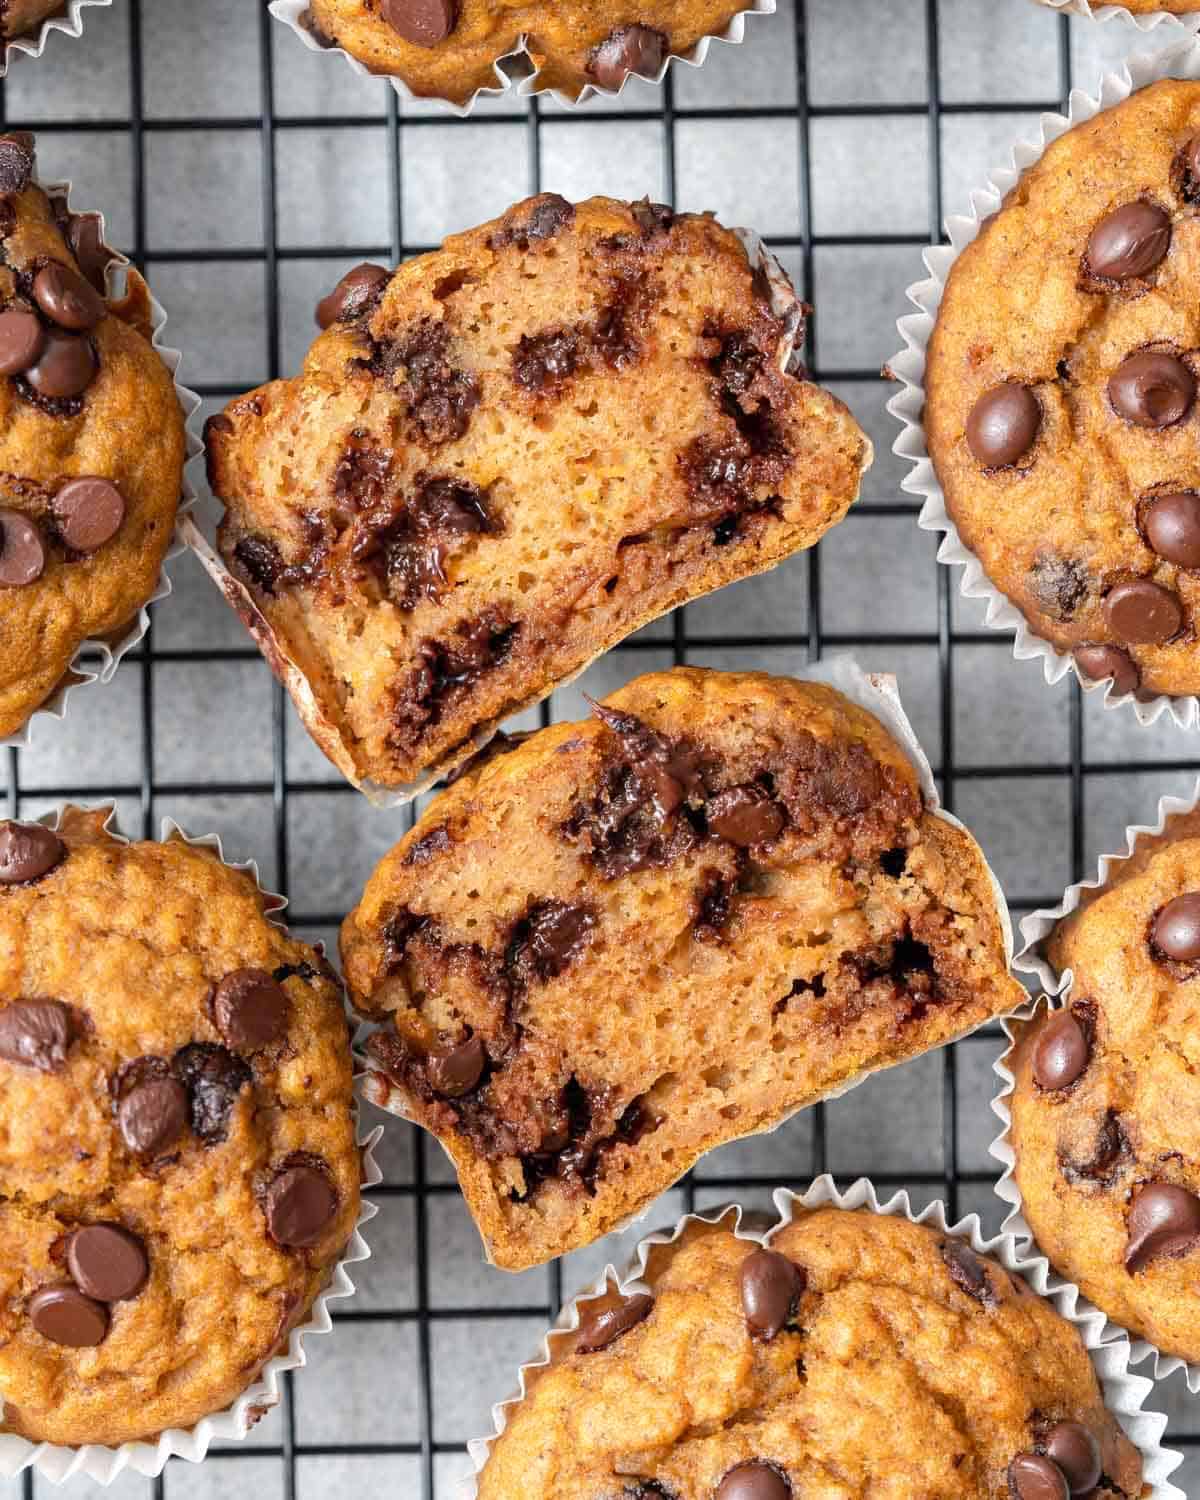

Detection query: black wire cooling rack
(5, 2), (1200, 1497)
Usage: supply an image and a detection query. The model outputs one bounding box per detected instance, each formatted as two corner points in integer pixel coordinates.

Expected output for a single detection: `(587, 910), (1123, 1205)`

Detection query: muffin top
(925, 79), (1200, 704)
(304, 1), (755, 103)
(477, 1207), (1144, 1500)
(1011, 823), (1200, 1364)
(0, 131), (187, 740)
(0, 809), (360, 1449)
(2, 2), (72, 40)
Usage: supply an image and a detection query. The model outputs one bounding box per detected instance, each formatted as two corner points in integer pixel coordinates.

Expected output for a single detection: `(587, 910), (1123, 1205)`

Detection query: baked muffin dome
(0, 809), (360, 1448)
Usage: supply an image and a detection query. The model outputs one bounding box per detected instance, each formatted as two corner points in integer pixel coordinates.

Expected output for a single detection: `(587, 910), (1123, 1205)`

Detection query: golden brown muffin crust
(0, 809), (360, 1449)
(1, 2), (66, 40)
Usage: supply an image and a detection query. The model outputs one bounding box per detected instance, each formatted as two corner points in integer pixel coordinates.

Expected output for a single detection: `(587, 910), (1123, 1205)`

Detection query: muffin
(203, 194), (869, 793)
(0, 808), (360, 1449)
(342, 667), (1023, 1271)
(924, 79), (1200, 705)
(302, 1), (759, 104)
(475, 1207), (1145, 1499)
(3, 2), (81, 39)
(0, 130), (187, 740)
(1009, 817), (1200, 1365)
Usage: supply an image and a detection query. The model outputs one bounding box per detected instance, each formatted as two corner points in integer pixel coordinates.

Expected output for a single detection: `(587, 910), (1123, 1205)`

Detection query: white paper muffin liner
(1, 172), (203, 754)
(462, 1176), (1185, 1499)
(0, 0), (112, 76)
(185, 223), (841, 807)
(887, 35), (1200, 734)
(0, 803), (380, 1485)
(991, 775), (1200, 1394)
(360, 654), (1019, 1266)
(1031, 0), (1199, 28)
(268, 0), (774, 116)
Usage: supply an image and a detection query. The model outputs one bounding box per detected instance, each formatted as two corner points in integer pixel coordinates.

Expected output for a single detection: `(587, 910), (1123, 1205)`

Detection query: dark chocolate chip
(512, 329), (578, 393)
(0, 820), (62, 884)
(739, 1248), (806, 1341)
(1074, 644), (1139, 697)
(1032, 1008), (1090, 1091)
(1152, 892), (1200, 962)
(25, 330), (96, 400)
(53, 477), (125, 552)
(1086, 202), (1171, 281)
(0, 132), (35, 196)
(1103, 578), (1183, 645)
(0, 999), (73, 1071)
(0, 507), (44, 586)
(315, 262), (390, 330)
(265, 1164), (337, 1247)
(172, 1042), (252, 1145)
(1182, 134), (1200, 198)
(213, 968), (289, 1051)
(28, 1284), (108, 1348)
(965, 383), (1041, 467)
(715, 1462), (791, 1500)
(1144, 492), (1200, 568)
(63, 211), (112, 293)
(576, 1291), (653, 1353)
(940, 1236), (995, 1305)
(708, 785), (786, 846)
(67, 1224), (148, 1302)
(1008, 1453), (1069, 1500)
(1043, 1422), (1102, 1496)
(427, 1035), (486, 1098)
(379, 0), (458, 45)
(32, 262), (105, 332)
(1125, 1182), (1200, 1272)
(0, 308), (44, 374)
(1108, 351), (1195, 429)
(118, 1077), (189, 1156)
(1028, 554), (1089, 623)
(587, 24), (668, 88)
(508, 901), (597, 985)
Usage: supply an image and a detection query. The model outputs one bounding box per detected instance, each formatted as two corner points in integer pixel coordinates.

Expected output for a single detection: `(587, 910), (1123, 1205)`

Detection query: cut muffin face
(341, 668), (1023, 1270)
(204, 195), (870, 793)
(475, 1208), (1145, 1500)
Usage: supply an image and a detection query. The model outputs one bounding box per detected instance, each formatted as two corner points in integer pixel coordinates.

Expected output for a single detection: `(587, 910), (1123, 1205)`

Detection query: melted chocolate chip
(506, 901), (596, 986)
(587, 24), (668, 88)
(740, 1248), (806, 1341)
(213, 968), (289, 1051)
(1074, 644), (1139, 697)
(575, 1291), (653, 1353)
(489, 195), (575, 249)
(67, 1224), (148, 1302)
(630, 199), (674, 236)
(715, 1463), (792, 1500)
(940, 1236), (996, 1306)
(233, 534), (285, 595)
(371, 474), (493, 611)
(427, 1035), (486, 1098)
(28, 1284), (108, 1348)
(379, 0), (458, 46)
(694, 868), (738, 943)
(0, 507), (45, 586)
(1043, 1422), (1102, 1495)
(390, 614), (517, 748)
(1032, 1008), (1090, 1092)
(965, 383), (1040, 468)
(62, 211), (112, 293)
(0, 132), (35, 195)
(1059, 1109), (1130, 1187)
(1103, 578), (1183, 645)
(316, 262), (389, 329)
(708, 784), (785, 846)
(512, 329), (578, 393)
(0, 308), (44, 375)
(403, 825), (452, 865)
(32, 262), (105, 331)
(1108, 351), (1195, 429)
(1008, 1454), (1069, 1500)
(53, 477), (125, 552)
(265, 1163), (338, 1247)
(118, 1076), (189, 1157)
(172, 1042), (252, 1145)
(1086, 202), (1171, 282)
(1125, 1182), (1200, 1272)
(385, 321), (479, 446)
(0, 999), (73, 1072)
(1028, 554), (1089, 622)
(0, 820), (63, 883)
(1152, 892), (1200, 963)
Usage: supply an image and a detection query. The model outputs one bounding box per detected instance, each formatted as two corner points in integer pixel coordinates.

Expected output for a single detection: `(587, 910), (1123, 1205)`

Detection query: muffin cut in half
(203, 194), (870, 793)
(342, 668), (1022, 1270)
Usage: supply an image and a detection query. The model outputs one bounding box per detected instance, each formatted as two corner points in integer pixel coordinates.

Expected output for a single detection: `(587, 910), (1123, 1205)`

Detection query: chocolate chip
(427, 1035), (486, 1098)
(507, 901), (597, 986)
(25, 330), (96, 400)
(1043, 1423), (1102, 1496)
(940, 1236), (995, 1306)
(67, 1224), (148, 1302)
(63, 211), (112, 293)
(1032, 1008), (1090, 1091)
(233, 534), (284, 595)
(965, 383), (1040, 467)
(0, 308), (45, 374)
(53, 477), (125, 552)
(213, 968), (289, 1052)
(1152, 893), (1200, 962)
(1103, 578), (1183, 644)
(0, 999), (73, 1071)
(575, 1291), (653, 1353)
(1059, 1108), (1130, 1187)
(1086, 202), (1171, 281)
(1108, 351), (1195, 429)
(28, 1284), (108, 1348)
(315, 262), (389, 329)
(739, 1248), (806, 1341)
(0, 132), (35, 196)
(379, 0), (457, 46)
(587, 24), (668, 88)
(0, 820), (62, 883)
(118, 1077), (189, 1156)
(1028, 554), (1089, 623)
(513, 329), (578, 393)
(0, 507), (44, 586)
(708, 785), (785, 846)
(1074, 644), (1139, 697)
(172, 1042), (252, 1145)
(1125, 1182), (1200, 1272)
(1181, 134), (1200, 200)
(265, 1164), (337, 1247)
(714, 1462), (791, 1500)
(1143, 492), (1200, 568)
(32, 262), (105, 332)
(1008, 1454), (1069, 1500)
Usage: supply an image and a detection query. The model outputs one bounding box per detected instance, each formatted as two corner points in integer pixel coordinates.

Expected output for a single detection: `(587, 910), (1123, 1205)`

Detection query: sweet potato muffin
(0, 130), (187, 740)
(342, 668), (1023, 1271)
(205, 195), (869, 792)
(303, 1), (758, 103)
(3, 2), (73, 39)
(0, 808), (360, 1449)
(925, 80), (1200, 703)
(476, 1208), (1145, 1500)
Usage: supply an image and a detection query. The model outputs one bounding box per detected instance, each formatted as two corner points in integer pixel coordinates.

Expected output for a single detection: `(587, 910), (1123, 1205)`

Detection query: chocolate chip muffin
(0, 131), (187, 740)
(476, 1207), (1145, 1499)
(924, 80), (1200, 704)
(1009, 815), (1200, 1365)
(0, 808), (360, 1449)
(204, 195), (869, 792)
(342, 667), (1022, 1271)
(303, 1), (758, 104)
(2, 2), (75, 40)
